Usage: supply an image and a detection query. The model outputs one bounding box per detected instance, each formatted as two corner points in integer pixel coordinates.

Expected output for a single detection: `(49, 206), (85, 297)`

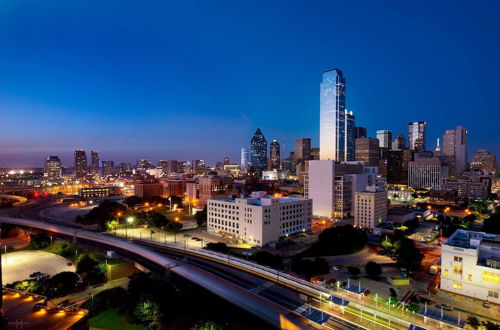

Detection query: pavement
(49, 277), (129, 307)
(2, 250), (75, 285)
(39, 205), (96, 223)
(319, 245), (394, 266)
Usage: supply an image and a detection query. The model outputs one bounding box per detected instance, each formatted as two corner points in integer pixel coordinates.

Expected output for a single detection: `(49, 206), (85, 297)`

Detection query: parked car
(436, 303), (453, 311)
(331, 265), (340, 271)
(424, 235), (432, 239)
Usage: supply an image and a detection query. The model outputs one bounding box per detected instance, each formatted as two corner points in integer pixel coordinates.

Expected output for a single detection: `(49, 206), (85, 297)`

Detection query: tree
(394, 237), (423, 272)
(124, 196), (144, 207)
(147, 212), (167, 228)
(347, 266), (361, 278)
(76, 255), (105, 285)
(134, 300), (161, 327)
(291, 257), (330, 279)
(482, 320), (500, 330)
(482, 207), (500, 234)
(195, 205), (207, 227)
(250, 251), (284, 270)
(191, 321), (223, 330)
(365, 261), (382, 280)
(45, 272), (80, 297)
(75, 200), (127, 228)
(29, 232), (51, 249)
(305, 225), (367, 257)
(467, 316), (480, 329)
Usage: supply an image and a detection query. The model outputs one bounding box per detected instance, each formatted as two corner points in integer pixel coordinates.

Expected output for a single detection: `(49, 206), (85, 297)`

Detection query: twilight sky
(1, 0), (499, 167)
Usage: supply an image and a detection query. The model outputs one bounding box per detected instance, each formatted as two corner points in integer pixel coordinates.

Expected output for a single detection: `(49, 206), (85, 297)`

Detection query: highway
(0, 216), (363, 329)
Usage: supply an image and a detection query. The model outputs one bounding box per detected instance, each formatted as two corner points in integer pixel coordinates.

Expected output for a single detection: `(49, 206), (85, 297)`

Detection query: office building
(320, 68), (355, 161)
(269, 139), (281, 170)
(354, 186), (388, 229)
(441, 229), (499, 304)
(408, 121), (427, 153)
(79, 187), (111, 198)
(376, 130), (392, 149)
(385, 149), (413, 185)
(207, 191), (312, 247)
(294, 138), (311, 165)
(311, 148), (320, 160)
(408, 157), (447, 189)
(472, 150), (498, 179)
(198, 176), (232, 206)
(443, 171), (492, 200)
(241, 147), (250, 172)
(134, 182), (164, 198)
(392, 133), (406, 150)
(304, 160), (383, 218)
(101, 161), (115, 177)
(224, 157), (230, 166)
(137, 159), (152, 170)
(90, 150), (99, 175)
(355, 137), (380, 166)
(44, 156), (62, 181)
(74, 150), (88, 179)
(443, 126), (467, 177)
(250, 128), (267, 172)
(355, 126), (367, 139)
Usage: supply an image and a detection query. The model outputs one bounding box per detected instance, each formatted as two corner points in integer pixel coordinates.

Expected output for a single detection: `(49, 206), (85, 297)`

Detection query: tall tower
(45, 155), (62, 181)
(250, 128), (267, 172)
(443, 126), (467, 176)
(269, 139), (281, 170)
(345, 111), (355, 161)
(376, 130), (393, 149)
(74, 150), (88, 179)
(320, 68), (349, 161)
(408, 121), (427, 153)
(91, 150), (100, 174)
(241, 147), (249, 171)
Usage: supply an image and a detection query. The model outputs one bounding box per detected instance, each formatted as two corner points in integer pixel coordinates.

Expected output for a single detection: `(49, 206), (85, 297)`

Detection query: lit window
(444, 269), (449, 276)
(452, 283), (462, 289)
(468, 274), (472, 281)
(483, 272), (500, 283)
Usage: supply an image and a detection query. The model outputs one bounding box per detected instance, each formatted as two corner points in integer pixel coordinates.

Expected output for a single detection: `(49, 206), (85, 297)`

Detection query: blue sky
(1, 0), (499, 167)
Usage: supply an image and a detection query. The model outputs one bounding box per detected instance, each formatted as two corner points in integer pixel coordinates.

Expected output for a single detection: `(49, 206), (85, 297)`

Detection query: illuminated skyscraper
(269, 139), (280, 170)
(443, 126), (467, 177)
(241, 147), (250, 171)
(91, 150), (99, 174)
(74, 149), (87, 179)
(250, 128), (267, 171)
(320, 68), (354, 161)
(376, 130), (392, 149)
(45, 155), (62, 181)
(408, 121), (427, 153)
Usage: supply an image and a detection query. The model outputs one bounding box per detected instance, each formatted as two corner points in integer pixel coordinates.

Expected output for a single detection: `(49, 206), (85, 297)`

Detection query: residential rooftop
(445, 229), (499, 249)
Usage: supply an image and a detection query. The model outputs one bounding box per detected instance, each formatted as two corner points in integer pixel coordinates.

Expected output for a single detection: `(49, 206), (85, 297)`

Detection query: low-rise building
(134, 182), (163, 198)
(207, 191), (312, 247)
(354, 187), (388, 229)
(79, 187), (111, 198)
(443, 171), (492, 200)
(440, 229), (500, 304)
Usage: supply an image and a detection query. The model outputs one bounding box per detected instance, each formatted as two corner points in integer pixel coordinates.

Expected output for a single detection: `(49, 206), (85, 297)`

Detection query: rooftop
(445, 229), (499, 249)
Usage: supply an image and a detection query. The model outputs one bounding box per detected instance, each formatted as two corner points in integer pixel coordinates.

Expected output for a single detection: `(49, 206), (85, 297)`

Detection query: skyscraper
(91, 150), (99, 174)
(320, 68), (354, 161)
(250, 128), (267, 172)
(355, 126), (367, 139)
(294, 138), (311, 165)
(269, 139), (280, 170)
(45, 155), (62, 181)
(393, 133), (406, 150)
(408, 121), (427, 153)
(442, 126), (467, 177)
(472, 150), (498, 179)
(355, 137), (380, 166)
(101, 160), (115, 177)
(241, 147), (250, 171)
(376, 130), (392, 149)
(74, 149), (87, 179)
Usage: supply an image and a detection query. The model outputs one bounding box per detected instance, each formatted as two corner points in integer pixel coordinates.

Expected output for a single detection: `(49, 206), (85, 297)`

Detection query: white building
(354, 187), (388, 229)
(441, 229), (500, 304)
(408, 157), (448, 189)
(207, 191), (312, 247)
(305, 160), (384, 219)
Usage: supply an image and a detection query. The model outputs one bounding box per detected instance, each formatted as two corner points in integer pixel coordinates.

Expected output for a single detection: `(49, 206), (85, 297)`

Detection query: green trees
(45, 271), (80, 297)
(482, 207), (500, 234)
(365, 261), (382, 280)
(305, 225), (367, 256)
(76, 255), (106, 285)
(394, 237), (423, 272)
(291, 257), (330, 279)
(347, 266), (361, 278)
(134, 300), (161, 329)
(76, 200), (127, 228)
(29, 232), (51, 249)
(250, 251), (284, 270)
(195, 205), (207, 227)
(205, 242), (230, 254)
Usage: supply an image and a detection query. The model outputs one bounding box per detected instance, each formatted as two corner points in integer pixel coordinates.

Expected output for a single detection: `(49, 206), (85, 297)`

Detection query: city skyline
(1, 1), (500, 167)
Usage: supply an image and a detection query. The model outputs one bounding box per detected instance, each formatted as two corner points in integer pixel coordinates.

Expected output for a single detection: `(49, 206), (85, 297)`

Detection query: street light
(126, 217), (134, 239)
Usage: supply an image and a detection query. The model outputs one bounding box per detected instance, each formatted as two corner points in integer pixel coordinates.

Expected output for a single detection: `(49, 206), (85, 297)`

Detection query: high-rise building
(355, 138), (380, 167)
(198, 176), (232, 206)
(294, 138), (311, 165)
(376, 130), (392, 149)
(223, 157), (230, 166)
(90, 150), (99, 174)
(320, 68), (354, 161)
(408, 157), (448, 189)
(241, 147), (250, 172)
(354, 186), (388, 229)
(269, 139), (280, 170)
(393, 133), (406, 150)
(137, 159), (152, 170)
(250, 128), (267, 172)
(45, 156), (62, 181)
(355, 126), (367, 139)
(311, 148), (320, 160)
(472, 150), (498, 179)
(385, 149), (413, 185)
(408, 121), (427, 153)
(101, 160), (115, 177)
(443, 126), (467, 177)
(74, 150), (87, 179)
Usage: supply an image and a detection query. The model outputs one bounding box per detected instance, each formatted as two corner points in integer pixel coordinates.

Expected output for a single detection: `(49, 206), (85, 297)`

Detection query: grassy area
(90, 308), (142, 330)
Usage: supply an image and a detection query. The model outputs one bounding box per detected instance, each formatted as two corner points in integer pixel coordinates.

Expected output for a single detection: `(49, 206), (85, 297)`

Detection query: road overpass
(0, 216), (364, 329)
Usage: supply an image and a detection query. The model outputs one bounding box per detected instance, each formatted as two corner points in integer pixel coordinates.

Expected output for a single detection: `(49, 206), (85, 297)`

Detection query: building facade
(354, 187), (388, 229)
(101, 161), (115, 177)
(443, 126), (467, 177)
(207, 191), (312, 247)
(74, 150), (88, 179)
(408, 121), (427, 153)
(355, 137), (380, 167)
(472, 150), (498, 180)
(441, 230), (499, 304)
(269, 139), (281, 170)
(376, 130), (392, 149)
(45, 156), (62, 181)
(241, 147), (250, 172)
(250, 128), (267, 172)
(90, 150), (100, 175)
(408, 157), (447, 189)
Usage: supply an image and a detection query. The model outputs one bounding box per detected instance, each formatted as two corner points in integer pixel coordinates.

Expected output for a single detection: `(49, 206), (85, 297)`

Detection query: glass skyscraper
(408, 121), (427, 153)
(269, 139), (280, 170)
(240, 147), (250, 171)
(250, 128), (267, 171)
(320, 68), (354, 161)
